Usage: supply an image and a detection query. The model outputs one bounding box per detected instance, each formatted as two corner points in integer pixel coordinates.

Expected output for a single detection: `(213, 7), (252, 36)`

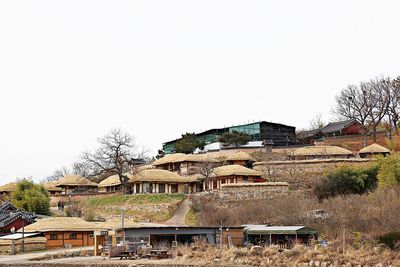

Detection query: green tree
(377, 153), (400, 188)
(314, 164), (378, 201)
(218, 131), (251, 147)
(11, 179), (50, 215)
(175, 133), (203, 154)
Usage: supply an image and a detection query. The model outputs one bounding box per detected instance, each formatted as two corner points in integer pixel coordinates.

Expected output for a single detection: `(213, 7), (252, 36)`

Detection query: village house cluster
(0, 119), (393, 258)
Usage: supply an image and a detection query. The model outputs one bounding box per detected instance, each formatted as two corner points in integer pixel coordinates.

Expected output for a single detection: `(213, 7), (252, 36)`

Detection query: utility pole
(121, 208), (126, 245)
(220, 220), (223, 248)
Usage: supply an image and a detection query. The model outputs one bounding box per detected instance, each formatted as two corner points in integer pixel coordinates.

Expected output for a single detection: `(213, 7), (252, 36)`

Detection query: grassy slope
(83, 194), (186, 223)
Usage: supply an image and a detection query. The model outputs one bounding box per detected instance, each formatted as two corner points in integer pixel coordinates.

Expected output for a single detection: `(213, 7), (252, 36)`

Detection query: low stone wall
(216, 182), (289, 200)
(0, 237), (46, 255)
(50, 192), (119, 206)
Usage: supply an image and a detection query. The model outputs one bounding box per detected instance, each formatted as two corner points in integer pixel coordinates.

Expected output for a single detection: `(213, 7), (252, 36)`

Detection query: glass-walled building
(162, 121), (296, 154)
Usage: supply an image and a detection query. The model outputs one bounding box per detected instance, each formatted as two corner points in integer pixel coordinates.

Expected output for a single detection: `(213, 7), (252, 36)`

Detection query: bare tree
(366, 77), (391, 142)
(386, 77), (400, 136)
(309, 113), (325, 130)
(196, 160), (219, 191)
(47, 166), (70, 182)
(82, 129), (142, 194)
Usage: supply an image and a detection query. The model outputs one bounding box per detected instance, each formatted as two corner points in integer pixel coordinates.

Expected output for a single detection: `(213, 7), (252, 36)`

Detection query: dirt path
(0, 246), (93, 264)
(164, 197), (192, 226)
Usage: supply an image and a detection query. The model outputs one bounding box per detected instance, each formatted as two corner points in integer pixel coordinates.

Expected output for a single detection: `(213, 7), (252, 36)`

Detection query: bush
(377, 153), (400, 189)
(314, 164), (378, 201)
(11, 179), (50, 215)
(378, 232), (400, 250)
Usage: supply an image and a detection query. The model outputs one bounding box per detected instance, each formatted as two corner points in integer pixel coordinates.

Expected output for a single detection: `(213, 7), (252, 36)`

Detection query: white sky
(1, 1), (400, 182)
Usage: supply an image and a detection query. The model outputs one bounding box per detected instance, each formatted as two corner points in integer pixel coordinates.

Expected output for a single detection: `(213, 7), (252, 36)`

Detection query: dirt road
(164, 197), (192, 226)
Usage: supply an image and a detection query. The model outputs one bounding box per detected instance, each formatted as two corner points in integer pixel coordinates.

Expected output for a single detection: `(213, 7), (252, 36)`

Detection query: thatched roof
(20, 217), (101, 232)
(152, 153), (218, 166)
(43, 182), (62, 192)
(0, 182), (17, 193)
(138, 164), (155, 171)
(152, 153), (187, 166)
(359, 143), (390, 154)
(98, 174), (123, 187)
(55, 175), (98, 187)
(211, 165), (261, 178)
(293, 146), (353, 156)
(130, 169), (189, 183)
(225, 152), (255, 162)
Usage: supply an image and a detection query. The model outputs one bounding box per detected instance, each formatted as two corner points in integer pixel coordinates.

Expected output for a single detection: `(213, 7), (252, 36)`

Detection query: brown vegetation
(192, 186), (400, 241)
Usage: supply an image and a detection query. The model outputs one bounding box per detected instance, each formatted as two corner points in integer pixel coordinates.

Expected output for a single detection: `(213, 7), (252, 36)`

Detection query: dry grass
(172, 240), (400, 266)
(193, 186), (400, 241)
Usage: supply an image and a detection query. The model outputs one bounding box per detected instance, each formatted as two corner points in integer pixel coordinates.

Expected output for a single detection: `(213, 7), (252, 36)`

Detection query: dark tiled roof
(0, 202), (36, 228)
(321, 119), (358, 135)
(297, 129), (322, 139)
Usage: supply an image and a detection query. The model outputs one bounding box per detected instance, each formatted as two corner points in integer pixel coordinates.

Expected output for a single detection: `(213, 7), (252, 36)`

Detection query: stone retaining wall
(0, 237), (46, 255)
(216, 182), (289, 200)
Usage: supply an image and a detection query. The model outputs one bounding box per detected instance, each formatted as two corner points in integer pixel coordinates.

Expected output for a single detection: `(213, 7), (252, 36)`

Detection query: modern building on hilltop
(162, 121), (296, 154)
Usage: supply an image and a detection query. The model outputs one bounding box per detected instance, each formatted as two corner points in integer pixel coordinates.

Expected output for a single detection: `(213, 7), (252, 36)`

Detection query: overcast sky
(1, 1), (399, 182)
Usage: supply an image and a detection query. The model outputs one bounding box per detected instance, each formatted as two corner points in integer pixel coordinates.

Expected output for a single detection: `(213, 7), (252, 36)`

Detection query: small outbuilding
(55, 175), (98, 195)
(359, 143), (390, 158)
(243, 225), (318, 248)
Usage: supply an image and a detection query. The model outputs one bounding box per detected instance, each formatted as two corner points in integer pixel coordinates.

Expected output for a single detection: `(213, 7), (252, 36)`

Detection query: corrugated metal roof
(243, 225), (318, 235)
(0, 232), (41, 240)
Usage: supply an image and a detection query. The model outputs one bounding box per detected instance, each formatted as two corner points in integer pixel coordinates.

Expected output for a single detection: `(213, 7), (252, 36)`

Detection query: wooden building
(0, 202), (36, 236)
(321, 119), (363, 137)
(359, 143), (390, 158)
(291, 146), (353, 160)
(205, 165), (264, 191)
(20, 217), (98, 249)
(55, 175), (98, 195)
(243, 225), (318, 248)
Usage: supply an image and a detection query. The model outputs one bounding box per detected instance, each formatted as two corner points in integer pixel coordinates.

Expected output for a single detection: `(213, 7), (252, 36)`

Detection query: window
(242, 177), (248, 182)
(144, 183), (153, 193)
(50, 234), (58, 240)
(221, 179), (226, 184)
(70, 234), (77, 240)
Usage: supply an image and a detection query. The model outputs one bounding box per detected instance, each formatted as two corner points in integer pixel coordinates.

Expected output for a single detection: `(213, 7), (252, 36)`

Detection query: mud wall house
(98, 174), (123, 193)
(205, 165), (265, 191)
(55, 175), (98, 195)
(162, 121), (297, 154)
(19, 217), (98, 249)
(130, 169), (190, 194)
(0, 202), (36, 236)
(291, 145), (354, 160)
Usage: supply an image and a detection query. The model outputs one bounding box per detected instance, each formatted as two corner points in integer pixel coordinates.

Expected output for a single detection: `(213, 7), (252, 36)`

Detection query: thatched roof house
(20, 217), (99, 249)
(205, 165), (264, 191)
(55, 175), (98, 194)
(0, 182), (17, 195)
(292, 146), (353, 160)
(97, 174), (123, 193)
(359, 143), (390, 158)
(130, 169), (190, 194)
(43, 182), (62, 195)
